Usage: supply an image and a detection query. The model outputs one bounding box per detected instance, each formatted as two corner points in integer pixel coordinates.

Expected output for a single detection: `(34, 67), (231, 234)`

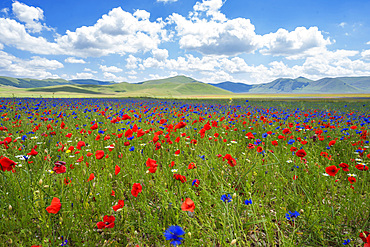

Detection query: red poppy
(90, 123), (98, 130)
(115, 165), (121, 175)
(0, 156), (16, 172)
(173, 174), (187, 183)
(325, 165), (340, 176)
(271, 140), (278, 146)
(111, 190), (115, 197)
(53, 165), (66, 174)
(355, 164), (369, 171)
(28, 148), (38, 156)
(95, 150), (104, 159)
(188, 162), (196, 169)
(87, 173), (95, 182)
(296, 149), (307, 158)
(338, 163), (349, 172)
(348, 176), (356, 184)
(112, 200), (124, 211)
(328, 140), (336, 146)
(181, 198), (195, 212)
(65, 133), (72, 138)
(169, 161), (175, 167)
(146, 158), (158, 173)
(131, 183), (142, 197)
(97, 215), (115, 229)
(359, 231), (369, 243)
(46, 197), (61, 214)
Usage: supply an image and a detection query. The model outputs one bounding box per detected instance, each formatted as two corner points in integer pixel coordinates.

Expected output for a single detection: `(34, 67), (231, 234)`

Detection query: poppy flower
(115, 165), (121, 175)
(0, 156), (16, 172)
(296, 149), (307, 158)
(146, 158), (158, 173)
(87, 173), (95, 182)
(188, 162), (196, 169)
(27, 148), (38, 156)
(192, 179), (200, 187)
(348, 176), (356, 184)
(95, 150), (104, 159)
(359, 231), (369, 243)
(173, 174), (187, 183)
(46, 197), (61, 214)
(97, 215), (115, 229)
(131, 183), (142, 197)
(181, 198), (195, 212)
(112, 199), (124, 211)
(355, 164), (369, 171)
(325, 165), (340, 176)
(339, 162), (350, 171)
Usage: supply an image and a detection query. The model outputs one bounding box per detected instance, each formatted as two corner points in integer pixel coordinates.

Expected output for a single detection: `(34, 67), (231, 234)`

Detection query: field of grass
(0, 97), (370, 246)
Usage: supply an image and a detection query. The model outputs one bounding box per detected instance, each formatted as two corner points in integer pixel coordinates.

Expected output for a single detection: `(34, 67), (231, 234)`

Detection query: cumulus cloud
(12, 1), (45, 33)
(71, 72), (94, 79)
(84, 68), (97, 73)
(362, 50), (370, 60)
(0, 51), (63, 78)
(260, 27), (332, 59)
(99, 65), (123, 73)
(55, 7), (167, 57)
(0, 18), (62, 54)
(126, 54), (142, 69)
(103, 72), (126, 82)
(64, 57), (86, 64)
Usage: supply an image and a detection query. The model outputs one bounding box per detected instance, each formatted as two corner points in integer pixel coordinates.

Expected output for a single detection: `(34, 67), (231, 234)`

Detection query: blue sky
(1, 0), (370, 84)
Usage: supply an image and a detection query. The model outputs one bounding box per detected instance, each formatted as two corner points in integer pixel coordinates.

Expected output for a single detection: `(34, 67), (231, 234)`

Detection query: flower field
(0, 97), (370, 246)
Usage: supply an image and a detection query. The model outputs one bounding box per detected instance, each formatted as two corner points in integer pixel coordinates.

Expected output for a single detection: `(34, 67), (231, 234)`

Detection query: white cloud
(103, 72), (126, 82)
(64, 57), (86, 64)
(55, 7), (167, 57)
(0, 18), (61, 54)
(361, 50), (370, 60)
(12, 1), (44, 33)
(0, 43), (3, 50)
(1, 8), (9, 15)
(152, 48), (169, 61)
(192, 0), (226, 21)
(0, 51), (62, 79)
(128, 75), (137, 79)
(133, 9), (150, 20)
(126, 54), (141, 69)
(126, 70), (137, 75)
(366, 41), (370, 45)
(99, 65), (123, 73)
(169, 13), (261, 55)
(71, 72), (94, 79)
(260, 27), (331, 59)
(338, 22), (346, 28)
(84, 68), (97, 73)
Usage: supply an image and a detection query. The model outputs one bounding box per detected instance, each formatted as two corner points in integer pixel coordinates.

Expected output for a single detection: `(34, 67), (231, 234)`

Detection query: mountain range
(0, 75), (369, 95)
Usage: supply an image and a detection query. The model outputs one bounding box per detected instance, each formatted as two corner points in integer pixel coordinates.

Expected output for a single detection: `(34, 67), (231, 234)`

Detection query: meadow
(0, 97), (369, 246)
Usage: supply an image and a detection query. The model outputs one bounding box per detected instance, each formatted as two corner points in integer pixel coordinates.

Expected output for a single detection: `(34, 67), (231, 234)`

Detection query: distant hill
(70, 79), (114, 85)
(209, 81), (253, 93)
(1, 75), (369, 95)
(0, 76), (71, 88)
(211, 76), (370, 93)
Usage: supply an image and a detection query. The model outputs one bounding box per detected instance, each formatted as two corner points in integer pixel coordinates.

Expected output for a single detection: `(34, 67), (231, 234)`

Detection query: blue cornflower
(262, 133), (268, 138)
(342, 239), (351, 245)
(164, 225), (185, 246)
(285, 211), (300, 221)
(221, 194), (232, 203)
(244, 199), (252, 205)
(61, 239), (68, 246)
(287, 139), (295, 145)
(129, 146), (135, 151)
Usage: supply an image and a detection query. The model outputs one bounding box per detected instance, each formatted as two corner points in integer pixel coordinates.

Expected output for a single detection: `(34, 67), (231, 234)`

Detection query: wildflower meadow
(0, 97), (369, 246)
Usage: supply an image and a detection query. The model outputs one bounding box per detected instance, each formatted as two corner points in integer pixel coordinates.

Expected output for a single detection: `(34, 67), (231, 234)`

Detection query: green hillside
(0, 76), (71, 88)
(138, 75), (200, 85)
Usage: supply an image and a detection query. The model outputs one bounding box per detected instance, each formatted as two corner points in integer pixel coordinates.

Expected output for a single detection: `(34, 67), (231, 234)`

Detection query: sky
(0, 0), (370, 84)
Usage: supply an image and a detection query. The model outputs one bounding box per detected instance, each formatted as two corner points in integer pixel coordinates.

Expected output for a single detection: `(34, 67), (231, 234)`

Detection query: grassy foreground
(0, 97), (369, 246)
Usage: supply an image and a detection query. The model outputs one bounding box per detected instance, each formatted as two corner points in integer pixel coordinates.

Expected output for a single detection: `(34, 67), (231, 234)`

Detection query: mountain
(0, 76), (71, 88)
(137, 75), (200, 85)
(211, 76), (370, 93)
(209, 81), (253, 93)
(70, 79), (115, 85)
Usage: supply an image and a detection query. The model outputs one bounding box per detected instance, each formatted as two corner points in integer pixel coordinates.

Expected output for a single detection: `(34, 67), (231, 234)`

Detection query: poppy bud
(8, 205), (12, 211)
(188, 232), (192, 237)
(44, 185), (49, 188)
(39, 179), (43, 185)
(232, 193), (237, 199)
(231, 239), (237, 245)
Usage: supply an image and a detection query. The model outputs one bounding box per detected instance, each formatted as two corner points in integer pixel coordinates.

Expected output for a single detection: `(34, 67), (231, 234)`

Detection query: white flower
(286, 160), (293, 163)
(347, 173), (356, 177)
(322, 173), (330, 176)
(230, 140), (237, 144)
(171, 169), (178, 173)
(31, 136), (38, 139)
